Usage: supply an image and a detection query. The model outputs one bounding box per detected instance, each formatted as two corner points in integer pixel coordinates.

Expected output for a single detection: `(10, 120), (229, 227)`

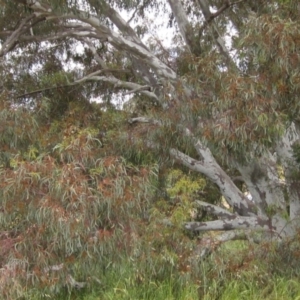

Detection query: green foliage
(162, 2), (299, 162)
(0, 100), (39, 166)
(1, 0), (300, 298)
(166, 169), (206, 196)
(0, 153), (159, 298)
(0, 97), (159, 298)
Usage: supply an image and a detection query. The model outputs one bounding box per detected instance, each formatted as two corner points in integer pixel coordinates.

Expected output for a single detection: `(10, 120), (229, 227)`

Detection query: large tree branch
(0, 28), (100, 46)
(186, 214), (295, 240)
(62, 9), (177, 81)
(16, 72), (159, 101)
(83, 39), (161, 103)
(91, 0), (146, 49)
(89, 1), (160, 87)
(185, 215), (271, 231)
(170, 148), (255, 216)
(128, 117), (256, 216)
(173, 127), (257, 216)
(191, 230), (257, 259)
(167, 0), (194, 53)
(0, 15), (35, 57)
(194, 200), (236, 218)
(67, 16), (177, 81)
(237, 155), (286, 216)
(77, 75), (158, 100)
(13, 1), (176, 82)
(128, 117), (162, 125)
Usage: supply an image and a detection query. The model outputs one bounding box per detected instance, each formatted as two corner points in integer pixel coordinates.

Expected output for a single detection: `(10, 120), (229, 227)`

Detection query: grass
(51, 272), (300, 300)
(11, 237), (300, 299)
(203, 277), (300, 300)
(69, 262), (199, 300)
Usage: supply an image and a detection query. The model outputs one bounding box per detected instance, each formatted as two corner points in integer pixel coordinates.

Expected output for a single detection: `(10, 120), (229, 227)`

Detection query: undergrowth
(21, 233), (300, 300)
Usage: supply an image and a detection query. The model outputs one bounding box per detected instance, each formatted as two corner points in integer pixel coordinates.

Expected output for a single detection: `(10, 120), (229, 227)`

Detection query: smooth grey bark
(170, 147), (255, 216)
(167, 0), (194, 52)
(236, 154), (286, 216)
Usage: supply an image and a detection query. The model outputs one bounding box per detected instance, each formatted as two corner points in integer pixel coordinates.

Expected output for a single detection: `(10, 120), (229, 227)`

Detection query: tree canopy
(1, 0), (300, 297)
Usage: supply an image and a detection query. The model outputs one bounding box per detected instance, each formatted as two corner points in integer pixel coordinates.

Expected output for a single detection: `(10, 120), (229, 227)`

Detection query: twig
(199, 0), (245, 35)
(16, 68), (130, 98)
(16, 84), (74, 98)
(123, 85), (151, 95)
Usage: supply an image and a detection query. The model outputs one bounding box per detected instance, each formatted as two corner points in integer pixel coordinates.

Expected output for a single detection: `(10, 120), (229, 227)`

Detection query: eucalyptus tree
(1, 0), (300, 250)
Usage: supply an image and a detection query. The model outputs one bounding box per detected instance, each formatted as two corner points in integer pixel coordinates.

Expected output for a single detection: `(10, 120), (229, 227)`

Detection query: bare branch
(170, 148), (254, 216)
(90, 1), (160, 87)
(16, 84), (73, 99)
(2, 29), (99, 46)
(79, 75), (159, 100)
(198, 0), (245, 34)
(128, 117), (162, 125)
(82, 38), (108, 68)
(171, 127), (257, 216)
(185, 215), (271, 231)
(94, 0), (146, 49)
(126, 0), (151, 24)
(167, 0), (194, 52)
(205, 0), (245, 23)
(194, 200), (236, 218)
(197, 0), (238, 67)
(128, 117), (256, 216)
(16, 72), (159, 101)
(5, 2), (177, 84)
(0, 15), (35, 57)
(127, 6), (140, 24)
(191, 230), (252, 259)
(123, 85), (151, 95)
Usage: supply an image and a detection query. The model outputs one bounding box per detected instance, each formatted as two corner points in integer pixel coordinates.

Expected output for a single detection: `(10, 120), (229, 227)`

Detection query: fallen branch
(185, 215), (271, 231)
(190, 230), (250, 259)
(194, 200), (236, 219)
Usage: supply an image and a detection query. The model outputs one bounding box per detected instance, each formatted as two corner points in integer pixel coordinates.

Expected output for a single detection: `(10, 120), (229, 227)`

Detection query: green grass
(71, 263), (199, 300)
(47, 273), (300, 300)
(12, 238), (300, 300)
(202, 277), (300, 300)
